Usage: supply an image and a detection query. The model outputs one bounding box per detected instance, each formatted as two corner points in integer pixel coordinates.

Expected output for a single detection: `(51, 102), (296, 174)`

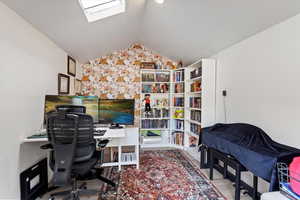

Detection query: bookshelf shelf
(190, 76), (202, 81)
(187, 119), (201, 125)
(141, 118), (170, 120)
(140, 128), (169, 131)
(188, 107), (201, 111)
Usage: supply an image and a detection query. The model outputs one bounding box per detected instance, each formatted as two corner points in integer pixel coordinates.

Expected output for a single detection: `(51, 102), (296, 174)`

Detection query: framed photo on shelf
(74, 79), (82, 95)
(141, 62), (156, 70)
(67, 56), (76, 77)
(58, 73), (70, 95)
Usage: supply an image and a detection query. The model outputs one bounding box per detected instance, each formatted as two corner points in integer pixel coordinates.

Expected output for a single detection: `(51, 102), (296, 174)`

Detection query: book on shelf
(173, 109), (184, 119)
(190, 67), (202, 79)
(191, 110), (201, 122)
(141, 119), (169, 129)
(190, 80), (201, 92)
(156, 73), (170, 82)
(190, 123), (201, 136)
(189, 97), (201, 109)
(162, 108), (170, 118)
(173, 70), (185, 82)
(189, 135), (198, 148)
(173, 97), (184, 107)
(174, 83), (184, 93)
(142, 108), (170, 118)
(172, 131), (184, 146)
(142, 83), (169, 93)
(142, 73), (155, 82)
(174, 119), (184, 130)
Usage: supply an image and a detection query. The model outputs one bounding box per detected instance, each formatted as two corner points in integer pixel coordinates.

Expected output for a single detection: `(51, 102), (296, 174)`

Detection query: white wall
(0, 2), (77, 199)
(213, 12), (300, 192)
(214, 13), (300, 149)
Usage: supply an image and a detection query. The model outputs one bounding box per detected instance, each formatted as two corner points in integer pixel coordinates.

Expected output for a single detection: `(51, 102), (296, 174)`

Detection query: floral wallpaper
(81, 44), (178, 126)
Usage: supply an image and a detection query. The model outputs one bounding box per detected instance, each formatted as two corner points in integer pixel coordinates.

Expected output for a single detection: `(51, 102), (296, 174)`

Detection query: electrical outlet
(222, 90), (227, 97)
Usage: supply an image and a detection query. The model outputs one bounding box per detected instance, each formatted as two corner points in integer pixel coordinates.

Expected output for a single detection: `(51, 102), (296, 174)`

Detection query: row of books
(173, 70), (185, 82)
(142, 83), (169, 93)
(174, 97), (184, 107)
(190, 80), (201, 92)
(191, 110), (201, 122)
(171, 131), (184, 146)
(142, 73), (170, 82)
(190, 123), (201, 135)
(190, 97), (201, 108)
(173, 109), (184, 119)
(174, 119), (184, 130)
(174, 83), (184, 93)
(142, 108), (169, 118)
(141, 119), (169, 129)
(190, 67), (202, 79)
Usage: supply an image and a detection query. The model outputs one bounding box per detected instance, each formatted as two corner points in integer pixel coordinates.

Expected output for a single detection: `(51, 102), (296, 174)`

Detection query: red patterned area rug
(116, 150), (226, 200)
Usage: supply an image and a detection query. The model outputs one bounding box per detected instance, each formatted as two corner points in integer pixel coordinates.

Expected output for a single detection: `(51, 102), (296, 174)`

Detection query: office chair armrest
(40, 143), (53, 150)
(97, 139), (109, 149)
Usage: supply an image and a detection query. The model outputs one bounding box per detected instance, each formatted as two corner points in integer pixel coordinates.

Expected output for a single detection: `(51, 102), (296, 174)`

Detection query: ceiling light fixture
(155, 0), (164, 4)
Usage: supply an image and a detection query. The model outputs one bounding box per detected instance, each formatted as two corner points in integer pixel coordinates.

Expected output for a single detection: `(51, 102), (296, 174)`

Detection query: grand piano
(201, 123), (300, 193)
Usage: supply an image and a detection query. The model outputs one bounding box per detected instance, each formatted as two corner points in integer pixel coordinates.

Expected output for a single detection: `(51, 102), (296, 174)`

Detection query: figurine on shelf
(152, 83), (158, 93)
(144, 94), (152, 116)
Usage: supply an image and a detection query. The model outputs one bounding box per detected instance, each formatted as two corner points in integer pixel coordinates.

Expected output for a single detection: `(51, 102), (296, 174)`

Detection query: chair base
(49, 180), (98, 200)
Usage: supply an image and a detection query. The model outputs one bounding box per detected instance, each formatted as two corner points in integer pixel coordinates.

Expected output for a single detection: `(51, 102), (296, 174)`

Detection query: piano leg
(235, 165), (241, 200)
(209, 148), (214, 180)
(223, 161), (228, 178)
(253, 175), (258, 200)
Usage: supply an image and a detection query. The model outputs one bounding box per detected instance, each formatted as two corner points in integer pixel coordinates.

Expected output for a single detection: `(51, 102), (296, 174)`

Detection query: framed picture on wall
(58, 73), (70, 94)
(74, 79), (82, 95)
(67, 56), (76, 77)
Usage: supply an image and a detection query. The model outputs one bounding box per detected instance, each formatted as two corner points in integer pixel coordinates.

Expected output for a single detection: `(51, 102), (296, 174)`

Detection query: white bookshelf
(139, 60), (216, 155)
(184, 59), (216, 160)
(140, 69), (172, 147)
(170, 68), (186, 148)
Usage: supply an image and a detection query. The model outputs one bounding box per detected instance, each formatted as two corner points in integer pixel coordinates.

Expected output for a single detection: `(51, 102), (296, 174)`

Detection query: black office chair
(43, 111), (115, 200)
(54, 105), (115, 186)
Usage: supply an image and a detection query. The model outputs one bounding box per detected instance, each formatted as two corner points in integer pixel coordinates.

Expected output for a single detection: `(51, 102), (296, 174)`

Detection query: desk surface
(23, 128), (126, 143)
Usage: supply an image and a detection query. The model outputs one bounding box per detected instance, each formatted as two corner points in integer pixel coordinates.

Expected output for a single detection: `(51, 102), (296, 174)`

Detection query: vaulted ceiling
(2, 0), (300, 65)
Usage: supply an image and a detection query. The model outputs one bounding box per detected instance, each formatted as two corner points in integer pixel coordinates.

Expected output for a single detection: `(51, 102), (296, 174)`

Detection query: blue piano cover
(201, 123), (300, 191)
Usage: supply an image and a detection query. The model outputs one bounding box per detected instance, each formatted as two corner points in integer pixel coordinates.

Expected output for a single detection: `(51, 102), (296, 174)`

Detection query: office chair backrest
(47, 112), (96, 162)
(55, 105), (86, 114)
(47, 112), (96, 186)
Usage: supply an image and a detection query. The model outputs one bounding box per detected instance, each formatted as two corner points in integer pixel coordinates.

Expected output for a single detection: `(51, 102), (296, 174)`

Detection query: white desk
(22, 127), (139, 170)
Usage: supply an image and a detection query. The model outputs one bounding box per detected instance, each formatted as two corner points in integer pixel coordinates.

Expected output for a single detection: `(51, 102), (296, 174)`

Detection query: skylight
(79, 0), (126, 22)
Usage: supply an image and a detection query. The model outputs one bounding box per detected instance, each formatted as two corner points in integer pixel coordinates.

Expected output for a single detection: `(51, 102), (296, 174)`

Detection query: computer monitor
(44, 95), (99, 123)
(99, 99), (135, 126)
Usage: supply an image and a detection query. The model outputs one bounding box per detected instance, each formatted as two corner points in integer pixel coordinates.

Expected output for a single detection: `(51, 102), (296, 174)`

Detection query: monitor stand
(109, 123), (124, 129)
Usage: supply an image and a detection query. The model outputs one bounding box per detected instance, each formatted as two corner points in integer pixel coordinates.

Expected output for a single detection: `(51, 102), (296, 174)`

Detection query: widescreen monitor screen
(44, 95), (99, 123)
(99, 99), (135, 125)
